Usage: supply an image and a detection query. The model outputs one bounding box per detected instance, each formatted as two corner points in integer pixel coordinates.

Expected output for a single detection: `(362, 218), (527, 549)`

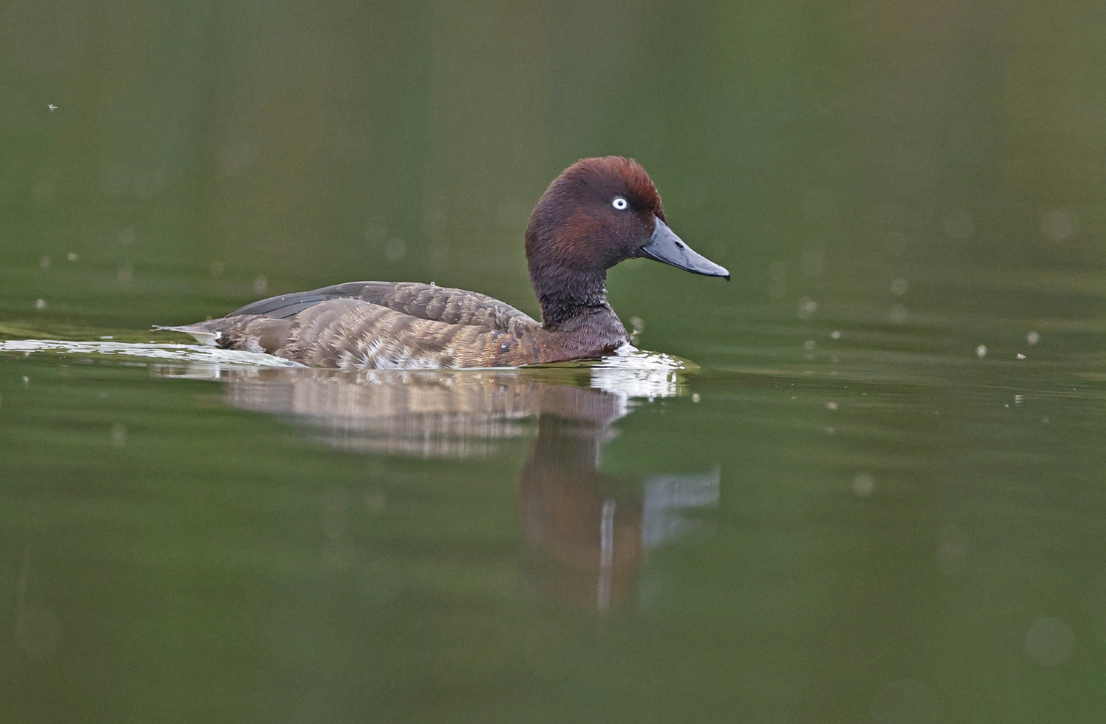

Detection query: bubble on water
(1025, 617), (1074, 667)
(691, 393), (701, 403)
(976, 345), (987, 359)
(1041, 208), (1078, 243)
(118, 228), (136, 246)
(385, 238), (406, 261)
(110, 422), (127, 448)
(22, 376), (30, 385)
(797, 297), (818, 320)
(768, 261), (787, 281)
(803, 340), (816, 352)
(16, 608), (62, 660)
(871, 678), (937, 724)
(936, 527), (969, 574)
(210, 260), (225, 277)
(852, 472), (875, 497)
(889, 305), (908, 324)
(39, 256), (51, 269)
(942, 209), (974, 240)
(890, 278), (908, 295)
(1027, 331), (1040, 345)
(825, 401), (838, 411)
(831, 330), (841, 340)
(35, 299), (47, 310)
(100, 336), (113, 340)
(117, 264), (133, 284)
(66, 252), (78, 262)
(252, 275), (268, 294)
(1016, 353), (1026, 360)
(826, 426), (835, 435)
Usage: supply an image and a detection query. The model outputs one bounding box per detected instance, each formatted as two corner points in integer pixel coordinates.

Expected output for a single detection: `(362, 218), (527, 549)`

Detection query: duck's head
(526, 157), (729, 326)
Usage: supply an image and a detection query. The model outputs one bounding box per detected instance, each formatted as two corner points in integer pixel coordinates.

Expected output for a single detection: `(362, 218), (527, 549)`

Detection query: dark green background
(2, 1), (1105, 722)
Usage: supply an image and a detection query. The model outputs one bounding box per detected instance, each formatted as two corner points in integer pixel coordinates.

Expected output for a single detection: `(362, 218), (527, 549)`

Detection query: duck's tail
(151, 324), (222, 346)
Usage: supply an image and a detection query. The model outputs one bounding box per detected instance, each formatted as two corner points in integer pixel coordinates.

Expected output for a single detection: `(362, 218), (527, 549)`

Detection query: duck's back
(164, 282), (545, 369)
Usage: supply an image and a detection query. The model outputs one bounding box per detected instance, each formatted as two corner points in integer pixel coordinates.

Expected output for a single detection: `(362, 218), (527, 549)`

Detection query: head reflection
(157, 361), (718, 610)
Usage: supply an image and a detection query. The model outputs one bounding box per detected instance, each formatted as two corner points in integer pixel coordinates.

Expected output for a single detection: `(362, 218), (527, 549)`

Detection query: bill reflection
(155, 363), (719, 610)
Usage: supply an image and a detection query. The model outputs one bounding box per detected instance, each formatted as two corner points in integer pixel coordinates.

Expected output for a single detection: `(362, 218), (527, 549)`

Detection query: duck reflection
(155, 362), (718, 610)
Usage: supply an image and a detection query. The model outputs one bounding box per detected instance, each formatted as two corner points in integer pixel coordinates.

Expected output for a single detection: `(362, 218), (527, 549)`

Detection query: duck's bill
(641, 217), (730, 280)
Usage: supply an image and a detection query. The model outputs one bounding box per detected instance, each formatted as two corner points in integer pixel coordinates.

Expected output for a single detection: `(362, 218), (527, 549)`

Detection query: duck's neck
(532, 268), (611, 329)
(528, 265), (629, 356)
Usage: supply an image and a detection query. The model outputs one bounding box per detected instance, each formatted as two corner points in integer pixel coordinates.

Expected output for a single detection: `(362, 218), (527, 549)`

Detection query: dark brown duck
(158, 157), (729, 368)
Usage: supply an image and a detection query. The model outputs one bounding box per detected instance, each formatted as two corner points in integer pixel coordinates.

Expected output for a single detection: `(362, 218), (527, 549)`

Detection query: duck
(156, 157), (729, 369)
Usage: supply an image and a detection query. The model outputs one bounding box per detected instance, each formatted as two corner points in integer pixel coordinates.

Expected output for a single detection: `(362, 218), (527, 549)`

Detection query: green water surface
(2, 1), (1106, 722)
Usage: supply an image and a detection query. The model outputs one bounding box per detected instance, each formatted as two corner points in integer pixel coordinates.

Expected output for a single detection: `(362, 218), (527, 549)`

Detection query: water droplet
(1027, 331), (1040, 345)
(34, 299), (47, 310)
(1041, 208), (1078, 242)
(852, 472), (875, 497)
(976, 345), (987, 359)
(385, 238), (406, 261)
(936, 527), (969, 574)
(1025, 617), (1074, 667)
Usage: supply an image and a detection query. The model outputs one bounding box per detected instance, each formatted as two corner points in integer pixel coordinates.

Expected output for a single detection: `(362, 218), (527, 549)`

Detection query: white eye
(612, 196), (628, 210)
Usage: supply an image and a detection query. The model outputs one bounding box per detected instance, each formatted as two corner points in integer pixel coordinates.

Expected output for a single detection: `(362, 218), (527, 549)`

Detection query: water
(3, 1), (1106, 722)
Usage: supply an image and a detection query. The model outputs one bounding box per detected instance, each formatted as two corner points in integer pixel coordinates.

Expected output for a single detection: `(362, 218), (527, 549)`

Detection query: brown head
(525, 157), (728, 328)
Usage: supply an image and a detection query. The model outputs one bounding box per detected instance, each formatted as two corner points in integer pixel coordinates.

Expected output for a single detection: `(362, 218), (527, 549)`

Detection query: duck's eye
(611, 196), (629, 211)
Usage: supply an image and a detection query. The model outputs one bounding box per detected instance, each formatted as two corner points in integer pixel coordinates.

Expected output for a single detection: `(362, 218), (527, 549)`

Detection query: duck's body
(166, 280), (628, 368)
(159, 157), (728, 369)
